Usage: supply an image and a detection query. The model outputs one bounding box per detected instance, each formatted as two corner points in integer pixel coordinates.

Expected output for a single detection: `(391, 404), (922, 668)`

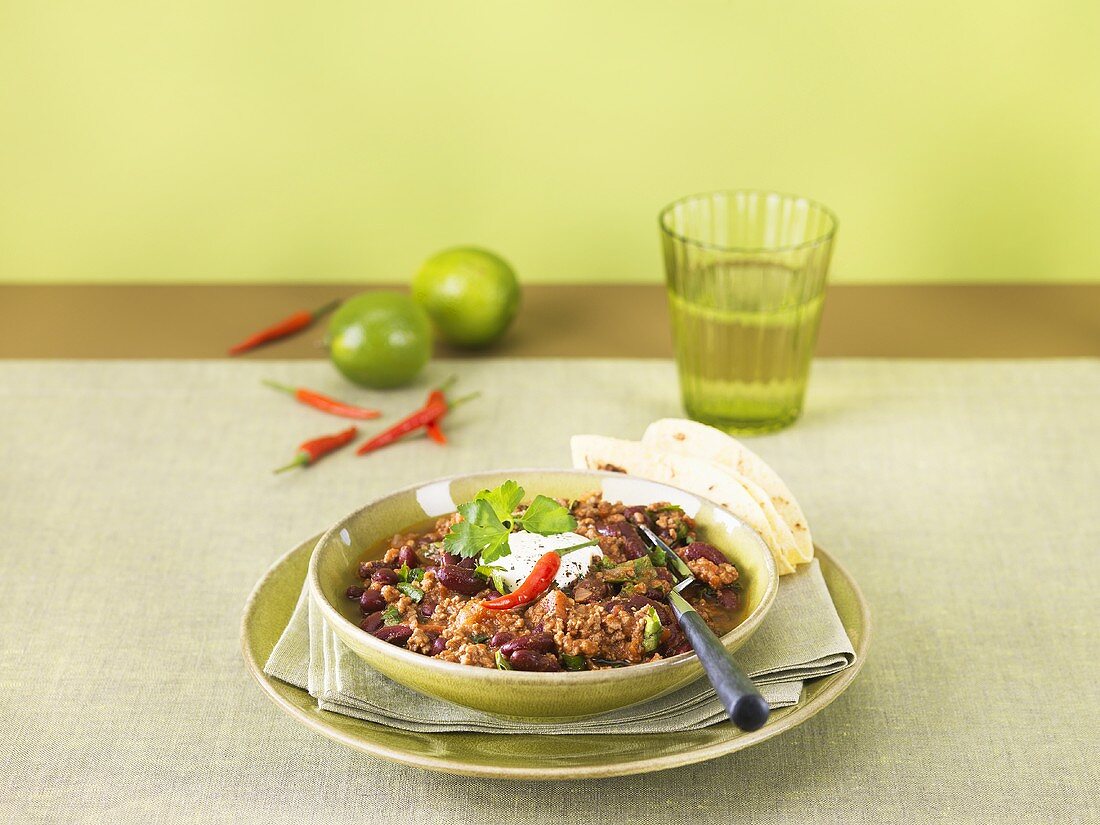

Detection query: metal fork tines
(637, 524), (694, 595)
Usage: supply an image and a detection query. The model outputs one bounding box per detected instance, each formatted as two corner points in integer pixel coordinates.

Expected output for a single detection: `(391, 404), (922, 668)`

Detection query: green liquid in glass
(667, 262), (825, 434)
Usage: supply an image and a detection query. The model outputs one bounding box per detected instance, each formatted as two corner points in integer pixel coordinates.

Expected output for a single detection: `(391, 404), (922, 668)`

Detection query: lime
(327, 291), (431, 388)
(411, 247), (520, 348)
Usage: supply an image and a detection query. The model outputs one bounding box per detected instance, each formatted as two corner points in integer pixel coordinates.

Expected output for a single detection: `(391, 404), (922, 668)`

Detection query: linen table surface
(0, 358), (1096, 824)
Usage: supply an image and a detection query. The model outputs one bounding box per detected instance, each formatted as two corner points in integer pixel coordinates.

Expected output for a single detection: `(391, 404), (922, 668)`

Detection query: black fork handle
(677, 610), (770, 731)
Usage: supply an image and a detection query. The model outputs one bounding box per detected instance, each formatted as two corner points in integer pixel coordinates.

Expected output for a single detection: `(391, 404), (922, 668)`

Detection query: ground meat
(686, 557), (740, 589)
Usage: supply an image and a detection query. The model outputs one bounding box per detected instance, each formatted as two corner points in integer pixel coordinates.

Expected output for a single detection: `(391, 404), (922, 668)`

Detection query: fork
(638, 524), (770, 732)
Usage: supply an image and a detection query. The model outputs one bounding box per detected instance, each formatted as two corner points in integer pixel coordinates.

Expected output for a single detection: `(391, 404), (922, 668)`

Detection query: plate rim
(241, 535), (871, 780)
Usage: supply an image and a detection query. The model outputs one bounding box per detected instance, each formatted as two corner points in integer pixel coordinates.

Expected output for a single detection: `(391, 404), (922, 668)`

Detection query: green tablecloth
(1, 358), (1097, 824)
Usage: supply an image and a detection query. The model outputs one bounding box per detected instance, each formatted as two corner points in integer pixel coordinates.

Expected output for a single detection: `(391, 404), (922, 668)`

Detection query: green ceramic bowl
(308, 469), (779, 720)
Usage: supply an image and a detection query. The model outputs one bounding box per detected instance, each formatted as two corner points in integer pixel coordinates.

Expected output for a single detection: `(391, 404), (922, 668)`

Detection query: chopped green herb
(675, 522), (692, 544)
(561, 653), (588, 671)
(642, 605), (663, 652)
(469, 632), (491, 644)
(381, 606), (402, 626)
(633, 556), (654, 576)
(648, 544), (667, 566)
(495, 649), (512, 670)
(396, 583), (424, 603)
(475, 564), (510, 596)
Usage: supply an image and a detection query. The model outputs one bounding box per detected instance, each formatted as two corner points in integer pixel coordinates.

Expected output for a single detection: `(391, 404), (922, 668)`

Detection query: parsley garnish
(381, 606), (402, 626)
(443, 481), (578, 562)
(396, 583), (424, 602)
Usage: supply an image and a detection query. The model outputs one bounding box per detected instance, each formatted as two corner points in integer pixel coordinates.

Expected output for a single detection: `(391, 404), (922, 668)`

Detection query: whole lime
(327, 291), (431, 388)
(411, 247), (520, 348)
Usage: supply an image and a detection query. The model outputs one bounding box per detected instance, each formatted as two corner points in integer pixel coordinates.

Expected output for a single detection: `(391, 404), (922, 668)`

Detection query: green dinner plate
(241, 535), (870, 780)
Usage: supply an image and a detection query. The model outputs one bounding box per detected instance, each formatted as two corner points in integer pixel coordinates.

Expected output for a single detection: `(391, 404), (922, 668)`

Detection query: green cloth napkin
(264, 558), (855, 734)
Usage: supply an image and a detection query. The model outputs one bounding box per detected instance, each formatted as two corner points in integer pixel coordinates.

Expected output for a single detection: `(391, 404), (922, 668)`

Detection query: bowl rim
(307, 467), (780, 684)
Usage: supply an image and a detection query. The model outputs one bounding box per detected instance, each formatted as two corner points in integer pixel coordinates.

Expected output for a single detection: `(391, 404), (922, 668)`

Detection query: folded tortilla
(642, 418), (813, 564)
(570, 434), (796, 575)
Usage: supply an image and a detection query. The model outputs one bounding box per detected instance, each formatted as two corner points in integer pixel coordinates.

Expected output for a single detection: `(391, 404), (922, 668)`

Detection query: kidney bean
(373, 625), (413, 646)
(622, 594), (657, 612)
(396, 546), (420, 568)
(358, 562), (375, 579)
(490, 631), (515, 648)
(441, 552), (461, 566)
(623, 505), (653, 527)
(715, 587), (742, 611)
(457, 556), (478, 569)
(371, 568), (398, 585)
(622, 594), (673, 625)
(508, 650), (562, 672)
(597, 522), (647, 559)
(430, 635), (448, 655)
(436, 565), (485, 595)
(345, 585), (365, 600)
(417, 597), (437, 620)
(500, 633), (556, 657)
(359, 589), (385, 614)
(571, 575), (609, 604)
(680, 542), (729, 565)
(666, 639), (693, 656)
(360, 611), (385, 633)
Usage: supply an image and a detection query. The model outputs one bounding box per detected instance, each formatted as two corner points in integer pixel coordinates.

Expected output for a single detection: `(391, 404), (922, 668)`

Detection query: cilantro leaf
(478, 533), (512, 563)
(396, 583), (424, 603)
(381, 606), (402, 626)
(443, 519), (508, 559)
(476, 480), (524, 527)
(518, 495), (577, 535)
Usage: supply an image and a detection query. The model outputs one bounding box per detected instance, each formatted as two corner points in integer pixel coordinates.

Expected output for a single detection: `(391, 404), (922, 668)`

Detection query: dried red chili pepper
(356, 379), (477, 456)
(228, 299), (340, 356)
(262, 379), (381, 420)
(274, 425), (358, 473)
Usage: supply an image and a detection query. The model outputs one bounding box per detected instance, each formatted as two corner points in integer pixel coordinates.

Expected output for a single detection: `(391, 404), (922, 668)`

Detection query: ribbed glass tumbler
(659, 190), (837, 434)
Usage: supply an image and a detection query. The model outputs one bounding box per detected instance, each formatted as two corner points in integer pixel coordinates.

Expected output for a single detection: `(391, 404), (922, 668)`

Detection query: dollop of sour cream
(483, 530), (603, 592)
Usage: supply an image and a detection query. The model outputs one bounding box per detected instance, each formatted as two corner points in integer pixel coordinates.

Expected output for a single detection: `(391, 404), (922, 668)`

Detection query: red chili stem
(274, 425), (358, 473)
(481, 552), (561, 610)
(262, 379), (381, 420)
(228, 299), (341, 356)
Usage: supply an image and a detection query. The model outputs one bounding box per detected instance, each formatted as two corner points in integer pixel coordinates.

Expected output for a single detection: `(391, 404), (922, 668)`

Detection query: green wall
(1, 1), (1097, 284)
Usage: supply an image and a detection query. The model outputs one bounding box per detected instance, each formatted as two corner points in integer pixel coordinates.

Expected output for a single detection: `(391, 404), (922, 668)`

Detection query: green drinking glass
(659, 190), (838, 434)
